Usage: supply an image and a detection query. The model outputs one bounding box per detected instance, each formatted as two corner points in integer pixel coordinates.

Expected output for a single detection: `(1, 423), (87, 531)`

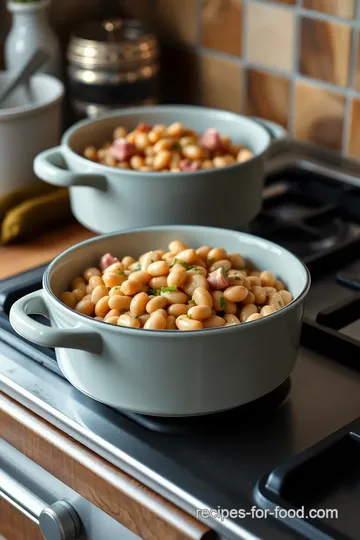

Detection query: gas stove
(2, 141), (360, 540)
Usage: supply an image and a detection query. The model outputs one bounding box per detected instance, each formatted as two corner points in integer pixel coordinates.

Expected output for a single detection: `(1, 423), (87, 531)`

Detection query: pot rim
(44, 225), (311, 338)
(0, 72), (64, 120)
(61, 104), (275, 179)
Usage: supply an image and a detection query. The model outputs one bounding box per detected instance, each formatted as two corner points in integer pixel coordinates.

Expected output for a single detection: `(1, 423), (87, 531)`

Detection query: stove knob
(39, 499), (82, 540)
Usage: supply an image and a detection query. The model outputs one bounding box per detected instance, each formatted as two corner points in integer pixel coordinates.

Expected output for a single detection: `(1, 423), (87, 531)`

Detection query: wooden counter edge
(0, 393), (216, 540)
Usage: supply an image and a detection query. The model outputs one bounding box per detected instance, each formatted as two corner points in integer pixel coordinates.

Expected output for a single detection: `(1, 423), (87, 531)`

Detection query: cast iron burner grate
(2, 165), (360, 431)
(250, 168), (360, 259)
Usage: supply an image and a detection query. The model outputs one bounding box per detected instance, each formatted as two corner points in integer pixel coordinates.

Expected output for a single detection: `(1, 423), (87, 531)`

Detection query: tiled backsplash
(1, 0), (360, 157)
(120, 0), (360, 157)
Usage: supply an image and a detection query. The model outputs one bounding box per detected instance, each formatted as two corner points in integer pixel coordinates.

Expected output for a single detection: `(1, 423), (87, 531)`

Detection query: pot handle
(10, 290), (103, 354)
(34, 147), (107, 191)
(249, 117), (287, 141)
(249, 117), (288, 160)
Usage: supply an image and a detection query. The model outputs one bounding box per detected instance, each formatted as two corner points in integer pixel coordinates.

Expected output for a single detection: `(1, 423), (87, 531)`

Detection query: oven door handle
(0, 468), (82, 540)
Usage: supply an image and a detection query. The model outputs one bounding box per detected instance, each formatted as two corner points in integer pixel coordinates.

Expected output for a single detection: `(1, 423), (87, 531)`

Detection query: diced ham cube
(199, 128), (223, 152)
(110, 138), (137, 161)
(136, 123), (152, 133)
(100, 253), (119, 272)
(207, 268), (229, 290)
(180, 159), (201, 172)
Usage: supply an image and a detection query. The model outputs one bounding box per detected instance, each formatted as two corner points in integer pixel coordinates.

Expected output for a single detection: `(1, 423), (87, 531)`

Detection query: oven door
(0, 439), (139, 540)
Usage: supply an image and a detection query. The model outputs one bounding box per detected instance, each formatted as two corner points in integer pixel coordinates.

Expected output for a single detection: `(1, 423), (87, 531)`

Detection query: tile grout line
(241, 0), (249, 114)
(287, 2), (302, 135)
(341, 2), (360, 155)
(249, 0), (360, 27)
(198, 44), (360, 99)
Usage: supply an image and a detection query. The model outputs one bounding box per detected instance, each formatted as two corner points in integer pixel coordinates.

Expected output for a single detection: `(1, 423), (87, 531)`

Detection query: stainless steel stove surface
(2, 142), (360, 540)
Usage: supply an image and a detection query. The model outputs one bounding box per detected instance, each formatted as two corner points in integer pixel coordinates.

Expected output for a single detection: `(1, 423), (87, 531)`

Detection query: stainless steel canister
(67, 19), (160, 118)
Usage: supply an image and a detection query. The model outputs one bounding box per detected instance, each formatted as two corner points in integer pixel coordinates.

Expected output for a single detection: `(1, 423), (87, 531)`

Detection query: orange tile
(303, 0), (355, 19)
(247, 2), (295, 71)
(294, 81), (345, 151)
(349, 98), (360, 158)
(152, 0), (197, 45)
(201, 0), (242, 56)
(200, 53), (242, 112)
(300, 17), (352, 87)
(246, 69), (290, 128)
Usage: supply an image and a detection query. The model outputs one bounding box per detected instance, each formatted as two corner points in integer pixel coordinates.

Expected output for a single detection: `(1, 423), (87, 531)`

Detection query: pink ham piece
(199, 128), (223, 152)
(100, 253), (119, 272)
(207, 268), (229, 290)
(110, 138), (137, 162)
(180, 159), (201, 172)
(136, 122), (152, 133)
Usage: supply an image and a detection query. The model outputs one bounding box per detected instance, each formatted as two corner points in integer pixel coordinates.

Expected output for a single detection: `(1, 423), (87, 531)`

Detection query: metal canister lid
(67, 19), (159, 70)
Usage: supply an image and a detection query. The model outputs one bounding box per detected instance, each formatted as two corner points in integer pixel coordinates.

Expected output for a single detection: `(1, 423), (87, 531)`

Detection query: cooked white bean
(62, 239), (293, 332)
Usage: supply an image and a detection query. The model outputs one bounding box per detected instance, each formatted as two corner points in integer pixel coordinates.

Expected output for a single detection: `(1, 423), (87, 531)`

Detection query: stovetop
(2, 141), (360, 540)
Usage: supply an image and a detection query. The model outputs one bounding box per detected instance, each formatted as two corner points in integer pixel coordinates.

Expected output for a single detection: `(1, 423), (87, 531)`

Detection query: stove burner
(251, 171), (360, 260)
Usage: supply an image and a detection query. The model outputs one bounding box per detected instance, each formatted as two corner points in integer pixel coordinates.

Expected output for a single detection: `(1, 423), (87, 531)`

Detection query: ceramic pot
(10, 225), (310, 417)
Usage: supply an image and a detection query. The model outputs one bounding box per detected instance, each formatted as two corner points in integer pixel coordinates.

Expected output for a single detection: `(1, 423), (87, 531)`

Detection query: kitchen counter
(0, 224), (215, 540)
(0, 223), (94, 280)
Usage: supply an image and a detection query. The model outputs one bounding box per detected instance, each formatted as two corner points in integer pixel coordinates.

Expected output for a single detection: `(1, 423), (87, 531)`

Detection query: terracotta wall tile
(201, 0), (242, 56)
(246, 69), (290, 128)
(151, 0), (197, 45)
(300, 18), (351, 87)
(349, 98), (360, 158)
(303, 0), (355, 19)
(247, 2), (295, 71)
(200, 53), (242, 112)
(294, 81), (345, 151)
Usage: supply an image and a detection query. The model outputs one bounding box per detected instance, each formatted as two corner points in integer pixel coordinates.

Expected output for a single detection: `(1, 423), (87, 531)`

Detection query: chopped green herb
(150, 259), (154, 263)
(121, 308), (127, 314)
(147, 288), (161, 296)
(188, 299), (196, 305)
(161, 285), (178, 293)
(117, 270), (126, 276)
(134, 315), (139, 319)
(220, 296), (226, 310)
(134, 263), (141, 271)
(223, 267), (229, 278)
(172, 258), (199, 272)
(208, 258), (216, 264)
(235, 276), (241, 281)
(173, 141), (182, 151)
(278, 300), (283, 307)
(186, 313), (191, 319)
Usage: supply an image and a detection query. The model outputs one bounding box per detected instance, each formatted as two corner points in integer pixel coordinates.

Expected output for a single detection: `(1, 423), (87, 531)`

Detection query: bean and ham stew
(83, 122), (254, 172)
(59, 240), (293, 331)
